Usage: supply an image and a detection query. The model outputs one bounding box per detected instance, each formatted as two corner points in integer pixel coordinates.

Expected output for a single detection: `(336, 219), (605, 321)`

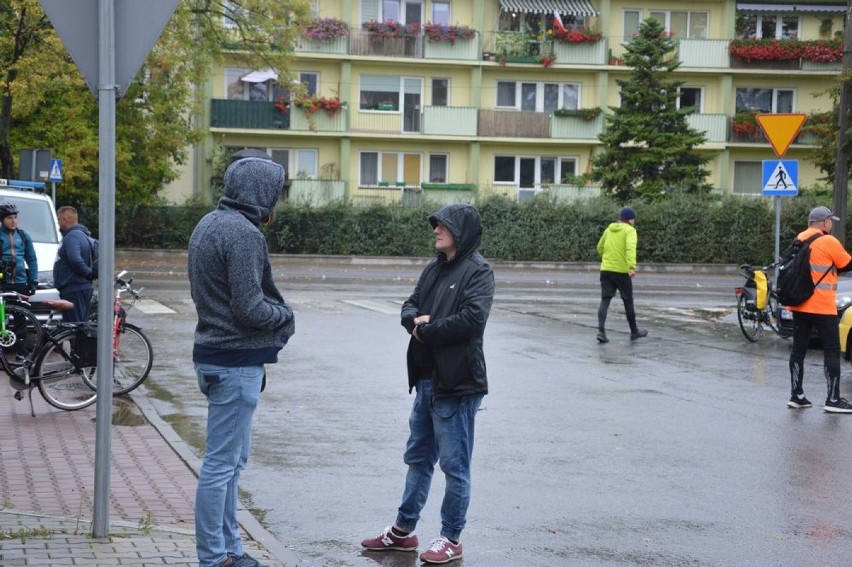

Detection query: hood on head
(222, 157), (286, 222)
(428, 203), (482, 259)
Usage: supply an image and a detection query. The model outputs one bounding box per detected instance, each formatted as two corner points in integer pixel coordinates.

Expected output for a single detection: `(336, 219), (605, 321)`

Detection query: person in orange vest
(787, 206), (852, 413)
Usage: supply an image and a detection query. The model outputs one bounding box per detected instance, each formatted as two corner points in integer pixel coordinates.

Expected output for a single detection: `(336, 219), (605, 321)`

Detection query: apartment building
(171, 0), (845, 206)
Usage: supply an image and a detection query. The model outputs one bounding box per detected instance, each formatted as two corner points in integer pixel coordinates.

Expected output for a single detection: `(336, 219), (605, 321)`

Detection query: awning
(736, 3), (845, 12)
(499, 0), (598, 17)
(240, 69), (278, 83)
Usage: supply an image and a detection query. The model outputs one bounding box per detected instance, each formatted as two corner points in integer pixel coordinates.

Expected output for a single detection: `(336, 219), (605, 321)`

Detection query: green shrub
(72, 195), (847, 265)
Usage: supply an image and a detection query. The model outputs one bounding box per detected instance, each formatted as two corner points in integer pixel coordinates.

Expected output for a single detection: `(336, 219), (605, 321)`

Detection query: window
(432, 79), (448, 106)
(736, 88), (795, 113)
(360, 75), (401, 111)
(222, 1), (244, 28)
(493, 155), (579, 185)
(733, 161), (762, 195)
(267, 148), (318, 179)
(432, 1), (450, 25)
(429, 154), (448, 182)
(494, 156), (515, 182)
(678, 87), (703, 113)
(383, 0), (422, 25)
(623, 10), (641, 38)
(648, 10), (708, 39)
(737, 13), (799, 40)
(300, 72), (318, 97)
(496, 81), (580, 112)
(360, 152), (422, 185)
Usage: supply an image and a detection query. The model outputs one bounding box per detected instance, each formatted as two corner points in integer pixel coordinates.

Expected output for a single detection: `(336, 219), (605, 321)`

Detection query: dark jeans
(598, 271), (638, 334)
(790, 311), (842, 402)
(59, 288), (94, 323)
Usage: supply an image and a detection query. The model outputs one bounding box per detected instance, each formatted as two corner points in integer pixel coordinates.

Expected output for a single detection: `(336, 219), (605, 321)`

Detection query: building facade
(168, 0), (845, 206)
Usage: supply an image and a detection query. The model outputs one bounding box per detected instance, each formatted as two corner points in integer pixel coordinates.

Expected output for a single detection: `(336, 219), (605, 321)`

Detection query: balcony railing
(687, 113), (728, 143)
(422, 106), (478, 136)
(288, 179), (346, 205)
(348, 28), (424, 58)
(210, 99), (289, 130)
(678, 39), (729, 68)
(550, 114), (603, 139)
(479, 109), (549, 138)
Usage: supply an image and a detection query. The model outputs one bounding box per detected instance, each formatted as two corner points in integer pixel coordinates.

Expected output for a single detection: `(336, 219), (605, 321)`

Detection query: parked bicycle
(7, 270), (153, 416)
(88, 270), (153, 396)
(5, 297), (97, 416)
(735, 262), (792, 342)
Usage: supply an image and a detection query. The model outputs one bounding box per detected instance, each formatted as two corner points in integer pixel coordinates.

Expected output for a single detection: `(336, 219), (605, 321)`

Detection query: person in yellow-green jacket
(595, 207), (647, 343)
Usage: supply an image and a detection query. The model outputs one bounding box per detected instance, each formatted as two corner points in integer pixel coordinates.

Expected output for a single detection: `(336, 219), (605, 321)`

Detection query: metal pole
(51, 181), (55, 205)
(92, 0), (117, 538)
(832, 0), (852, 246)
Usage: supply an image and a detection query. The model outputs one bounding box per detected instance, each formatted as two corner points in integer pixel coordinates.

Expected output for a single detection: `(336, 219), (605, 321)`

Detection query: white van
(0, 179), (63, 309)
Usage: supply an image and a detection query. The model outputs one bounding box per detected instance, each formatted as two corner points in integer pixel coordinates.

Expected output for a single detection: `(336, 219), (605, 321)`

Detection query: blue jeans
(195, 363), (263, 567)
(396, 378), (483, 542)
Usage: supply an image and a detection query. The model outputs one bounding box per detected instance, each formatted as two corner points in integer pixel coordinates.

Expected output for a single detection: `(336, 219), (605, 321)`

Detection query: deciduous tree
(1, 0), (311, 205)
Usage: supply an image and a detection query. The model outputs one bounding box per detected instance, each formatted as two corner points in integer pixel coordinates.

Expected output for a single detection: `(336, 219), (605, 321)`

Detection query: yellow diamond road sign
(756, 113), (807, 157)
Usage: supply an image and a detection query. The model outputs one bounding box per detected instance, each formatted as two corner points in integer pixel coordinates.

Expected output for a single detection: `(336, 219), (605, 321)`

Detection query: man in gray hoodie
(188, 157), (295, 567)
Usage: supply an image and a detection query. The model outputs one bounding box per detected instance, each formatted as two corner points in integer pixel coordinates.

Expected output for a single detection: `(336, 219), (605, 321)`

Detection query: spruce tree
(591, 18), (713, 201)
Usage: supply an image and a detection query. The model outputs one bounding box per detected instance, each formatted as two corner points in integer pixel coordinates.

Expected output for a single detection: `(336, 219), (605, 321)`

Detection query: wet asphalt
(116, 251), (852, 567)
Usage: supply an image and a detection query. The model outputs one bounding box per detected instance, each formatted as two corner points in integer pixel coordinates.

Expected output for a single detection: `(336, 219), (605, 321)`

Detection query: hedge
(74, 193), (840, 265)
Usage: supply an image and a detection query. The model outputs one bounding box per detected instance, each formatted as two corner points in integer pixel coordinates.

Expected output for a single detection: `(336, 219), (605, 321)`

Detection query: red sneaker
(361, 526), (419, 551)
(419, 536), (463, 564)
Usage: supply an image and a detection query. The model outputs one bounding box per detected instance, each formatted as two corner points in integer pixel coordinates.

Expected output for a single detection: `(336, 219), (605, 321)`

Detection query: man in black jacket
(362, 203), (495, 565)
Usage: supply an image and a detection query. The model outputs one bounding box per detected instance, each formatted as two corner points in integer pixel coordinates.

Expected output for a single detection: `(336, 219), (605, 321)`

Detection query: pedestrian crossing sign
(762, 160), (797, 197)
(48, 158), (63, 183)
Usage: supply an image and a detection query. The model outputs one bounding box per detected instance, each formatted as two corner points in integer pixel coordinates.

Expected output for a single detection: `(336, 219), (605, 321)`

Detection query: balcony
(550, 114), (603, 140)
(210, 99), (288, 130)
(349, 28), (423, 58)
(289, 107), (348, 132)
(479, 109), (549, 138)
(422, 106), (478, 136)
(288, 179), (346, 205)
(687, 113), (728, 143)
(678, 39), (729, 68)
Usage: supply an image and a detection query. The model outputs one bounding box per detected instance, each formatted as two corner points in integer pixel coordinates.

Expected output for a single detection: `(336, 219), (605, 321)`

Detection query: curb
(129, 390), (302, 566)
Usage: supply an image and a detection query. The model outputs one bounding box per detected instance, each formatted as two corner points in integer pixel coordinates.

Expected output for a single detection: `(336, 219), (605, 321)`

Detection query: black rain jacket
(401, 204), (495, 397)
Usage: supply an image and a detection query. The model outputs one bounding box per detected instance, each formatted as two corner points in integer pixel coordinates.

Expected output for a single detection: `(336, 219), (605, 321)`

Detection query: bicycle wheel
(737, 294), (762, 342)
(110, 323), (153, 395)
(765, 292), (782, 334)
(1, 304), (44, 367)
(34, 327), (97, 411)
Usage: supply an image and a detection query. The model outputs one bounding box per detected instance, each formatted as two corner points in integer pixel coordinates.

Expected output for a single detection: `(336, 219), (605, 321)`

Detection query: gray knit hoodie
(188, 157), (295, 365)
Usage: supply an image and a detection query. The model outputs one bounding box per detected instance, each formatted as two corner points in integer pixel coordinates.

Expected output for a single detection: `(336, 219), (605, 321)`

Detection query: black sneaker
(788, 395), (812, 409)
(232, 553), (266, 567)
(630, 329), (648, 341)
(824, 398), (852, 413)
(596, 330), (609, 343)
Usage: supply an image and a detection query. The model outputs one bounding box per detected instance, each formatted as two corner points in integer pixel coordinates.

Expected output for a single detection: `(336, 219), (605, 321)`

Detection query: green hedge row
(78, 194), (840, 265)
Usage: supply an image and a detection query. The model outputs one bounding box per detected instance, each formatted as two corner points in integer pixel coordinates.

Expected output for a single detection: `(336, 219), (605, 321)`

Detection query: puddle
(111, 398), (147, 426)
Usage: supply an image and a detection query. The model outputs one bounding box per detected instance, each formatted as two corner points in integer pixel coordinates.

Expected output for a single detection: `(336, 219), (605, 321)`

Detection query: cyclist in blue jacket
(0, 202), (38, 357)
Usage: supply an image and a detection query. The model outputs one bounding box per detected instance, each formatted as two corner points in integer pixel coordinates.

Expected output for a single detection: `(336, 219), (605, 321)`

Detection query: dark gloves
(25, 284), (37, 296)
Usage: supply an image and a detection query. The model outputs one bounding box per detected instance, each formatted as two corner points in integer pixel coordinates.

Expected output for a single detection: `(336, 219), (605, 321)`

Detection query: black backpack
(775, 233), (830, 307)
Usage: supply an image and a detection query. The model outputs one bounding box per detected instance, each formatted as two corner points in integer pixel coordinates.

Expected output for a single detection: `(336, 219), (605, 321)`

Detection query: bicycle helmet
(0, 203), (19, 218)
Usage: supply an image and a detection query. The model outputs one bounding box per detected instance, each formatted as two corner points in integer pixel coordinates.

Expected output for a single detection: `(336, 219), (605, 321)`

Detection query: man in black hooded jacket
(362, 203), (495, 565)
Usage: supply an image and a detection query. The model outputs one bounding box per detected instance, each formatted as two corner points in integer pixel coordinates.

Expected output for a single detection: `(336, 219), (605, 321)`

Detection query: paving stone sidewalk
(0, 387), (299, 566)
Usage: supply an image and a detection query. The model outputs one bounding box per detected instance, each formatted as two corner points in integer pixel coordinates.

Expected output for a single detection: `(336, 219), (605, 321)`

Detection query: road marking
(134, 299), (176, 314)
(341, 300), (399, 314)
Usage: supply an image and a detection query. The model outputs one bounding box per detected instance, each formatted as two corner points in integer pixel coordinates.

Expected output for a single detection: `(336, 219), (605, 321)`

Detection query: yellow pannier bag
(754, 269), (768, 310)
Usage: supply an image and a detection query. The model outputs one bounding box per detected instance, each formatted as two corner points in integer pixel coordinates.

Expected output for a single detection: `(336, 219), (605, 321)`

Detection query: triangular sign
(756, 113), (807, 157)
(40, 0), (179, 98)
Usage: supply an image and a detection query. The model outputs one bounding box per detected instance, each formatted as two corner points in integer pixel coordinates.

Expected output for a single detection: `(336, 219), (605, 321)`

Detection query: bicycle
(735, 262), (791, 342)
(86, 270), (153, 396)
(5, 298), (98, 416)
(7, 270), (153, 416)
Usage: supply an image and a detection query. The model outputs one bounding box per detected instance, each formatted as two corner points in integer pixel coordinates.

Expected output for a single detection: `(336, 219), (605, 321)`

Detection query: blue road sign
(762, 160), (797, 197)
(48, 158), (63, 183)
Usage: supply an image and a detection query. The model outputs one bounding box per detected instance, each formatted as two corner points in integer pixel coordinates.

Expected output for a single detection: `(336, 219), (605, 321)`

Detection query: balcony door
(403, 77), (422, 133)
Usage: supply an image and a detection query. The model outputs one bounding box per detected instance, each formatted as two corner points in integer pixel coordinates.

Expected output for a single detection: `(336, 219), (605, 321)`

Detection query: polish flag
(553, 12), (567, 33)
